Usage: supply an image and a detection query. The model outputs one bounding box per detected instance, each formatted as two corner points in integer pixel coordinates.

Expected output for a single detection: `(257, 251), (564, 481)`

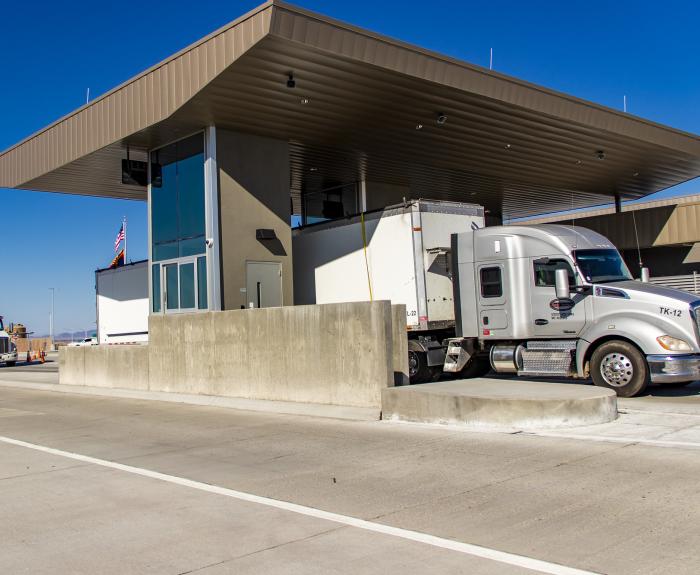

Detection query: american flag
(114, 224), (125, 252)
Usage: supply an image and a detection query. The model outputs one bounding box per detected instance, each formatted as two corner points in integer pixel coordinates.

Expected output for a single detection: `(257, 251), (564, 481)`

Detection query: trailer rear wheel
(590, 340), (649, 397)
(408, 350), (432, 384)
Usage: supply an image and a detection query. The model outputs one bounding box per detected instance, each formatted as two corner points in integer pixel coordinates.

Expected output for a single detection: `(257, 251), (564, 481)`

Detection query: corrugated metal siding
(0, 4), (272, 189)
(654, 203), (700, 246)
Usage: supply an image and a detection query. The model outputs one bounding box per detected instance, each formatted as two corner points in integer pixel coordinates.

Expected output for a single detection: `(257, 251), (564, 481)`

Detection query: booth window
(150, 134), (205, 261)
(480, 267), (503, 298)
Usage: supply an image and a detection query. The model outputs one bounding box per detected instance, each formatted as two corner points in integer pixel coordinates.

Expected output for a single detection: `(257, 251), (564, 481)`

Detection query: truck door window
(480, 267), (503, 298)
(533, 259), (575, 287)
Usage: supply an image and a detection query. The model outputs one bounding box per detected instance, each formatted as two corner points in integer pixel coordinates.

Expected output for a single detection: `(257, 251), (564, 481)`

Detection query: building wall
(217, 130), (293, 310)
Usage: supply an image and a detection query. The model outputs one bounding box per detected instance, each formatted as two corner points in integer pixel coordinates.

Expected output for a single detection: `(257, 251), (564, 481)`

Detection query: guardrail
(649, 272), (700, 295)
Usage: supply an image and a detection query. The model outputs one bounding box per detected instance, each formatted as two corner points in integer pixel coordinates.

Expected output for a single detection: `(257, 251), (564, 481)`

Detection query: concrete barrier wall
(149, 301), (394, 408)
(60, 345), (149, 390)
(60, 301), (401, 410)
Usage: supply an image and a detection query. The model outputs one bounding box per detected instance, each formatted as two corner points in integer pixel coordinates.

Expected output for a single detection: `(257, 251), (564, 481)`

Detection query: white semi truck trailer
(0, 316), (18, 367)
(294, 200), (485, 382)
(294, 199), (700, 397)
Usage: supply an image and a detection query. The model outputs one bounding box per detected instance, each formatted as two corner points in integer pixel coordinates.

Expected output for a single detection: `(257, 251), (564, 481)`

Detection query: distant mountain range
(32, 330), (97, 341)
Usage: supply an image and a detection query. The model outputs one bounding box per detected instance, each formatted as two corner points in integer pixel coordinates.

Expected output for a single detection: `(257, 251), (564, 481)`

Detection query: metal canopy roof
(2, 1), (700, 218)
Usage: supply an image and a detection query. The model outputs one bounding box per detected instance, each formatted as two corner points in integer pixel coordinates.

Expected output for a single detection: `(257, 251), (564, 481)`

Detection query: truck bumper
(0, 352), (18, 363)
(647, 354), (700, 383)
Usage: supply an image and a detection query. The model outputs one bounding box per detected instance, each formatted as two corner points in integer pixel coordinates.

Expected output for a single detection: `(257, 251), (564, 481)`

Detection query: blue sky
(1, 0), (698, 334)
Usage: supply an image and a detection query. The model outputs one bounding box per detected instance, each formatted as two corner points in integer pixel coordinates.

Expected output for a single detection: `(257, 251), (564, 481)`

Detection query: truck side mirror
(555, 268), (570, 300)
(640, 267), (650, 282)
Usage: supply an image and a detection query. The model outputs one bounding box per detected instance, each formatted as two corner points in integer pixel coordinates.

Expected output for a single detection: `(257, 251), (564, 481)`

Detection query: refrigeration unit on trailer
(293, 199), (485, 382)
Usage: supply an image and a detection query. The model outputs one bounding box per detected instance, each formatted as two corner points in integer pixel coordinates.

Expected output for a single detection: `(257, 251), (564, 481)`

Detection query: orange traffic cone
(26, 351), (32, 364)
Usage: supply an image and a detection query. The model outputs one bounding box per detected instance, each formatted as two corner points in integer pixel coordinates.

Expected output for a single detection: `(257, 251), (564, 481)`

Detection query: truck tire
(5, 361), (16, 367)
(459, 356), (491, 379)
(590, 340), (649, 397)
(408, 350), (432, 384)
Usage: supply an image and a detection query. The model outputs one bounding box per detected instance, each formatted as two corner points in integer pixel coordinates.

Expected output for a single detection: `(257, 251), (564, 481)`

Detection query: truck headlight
(657, 335), (692, 351)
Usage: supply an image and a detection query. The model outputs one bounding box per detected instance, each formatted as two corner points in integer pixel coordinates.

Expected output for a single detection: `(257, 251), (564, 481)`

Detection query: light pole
(49, 288), (55, 344)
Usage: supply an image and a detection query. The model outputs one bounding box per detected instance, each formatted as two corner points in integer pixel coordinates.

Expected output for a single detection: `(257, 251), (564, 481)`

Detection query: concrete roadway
(1, 361), (700, 574)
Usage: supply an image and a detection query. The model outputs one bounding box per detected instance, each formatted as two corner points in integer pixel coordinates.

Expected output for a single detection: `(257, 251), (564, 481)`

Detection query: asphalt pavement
(1, 360), (700, 574)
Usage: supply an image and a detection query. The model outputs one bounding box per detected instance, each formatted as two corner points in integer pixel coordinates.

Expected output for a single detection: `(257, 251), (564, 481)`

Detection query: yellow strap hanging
(360, 211), (373, 301)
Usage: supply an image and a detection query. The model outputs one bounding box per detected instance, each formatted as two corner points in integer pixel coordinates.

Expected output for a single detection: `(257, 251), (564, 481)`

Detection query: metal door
(246, 261), (282, 308)
(529, 257), (587, 337)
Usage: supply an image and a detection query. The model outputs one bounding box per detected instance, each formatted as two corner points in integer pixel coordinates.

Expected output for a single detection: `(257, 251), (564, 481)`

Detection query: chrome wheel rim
(408, 351), (419, 378)
(600, 352), (634, 387)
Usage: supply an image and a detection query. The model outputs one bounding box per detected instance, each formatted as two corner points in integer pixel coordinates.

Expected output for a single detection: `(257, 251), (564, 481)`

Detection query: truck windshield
(574, 249), (632, 283)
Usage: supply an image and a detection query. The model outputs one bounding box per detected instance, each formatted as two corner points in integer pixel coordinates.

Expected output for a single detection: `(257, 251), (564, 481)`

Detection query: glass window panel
(179, 263), (195, 309)
(165, 264), (179, 310)
(179, 236), (205, 258)
(197, 257), (208, 310)
(153, 242), (179, 262)
(533, 259), (575, 287)
(150, 133), (205, 262)
(177, 152), (205, 239)
(151, 160), (178, 247)
(151, 264), (161, 313)
(480, 267), (503, 298)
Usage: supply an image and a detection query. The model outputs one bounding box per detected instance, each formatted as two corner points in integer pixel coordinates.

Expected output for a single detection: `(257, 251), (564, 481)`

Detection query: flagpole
(123, 216), (127, 265)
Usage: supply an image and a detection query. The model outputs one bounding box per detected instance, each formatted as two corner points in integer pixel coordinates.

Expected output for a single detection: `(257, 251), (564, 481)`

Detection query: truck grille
(0, 338), (8, 354)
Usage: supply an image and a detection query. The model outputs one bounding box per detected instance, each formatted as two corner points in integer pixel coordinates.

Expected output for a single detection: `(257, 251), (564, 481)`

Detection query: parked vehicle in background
(0, 316), (18, 366)
(68, 337), (98, 347)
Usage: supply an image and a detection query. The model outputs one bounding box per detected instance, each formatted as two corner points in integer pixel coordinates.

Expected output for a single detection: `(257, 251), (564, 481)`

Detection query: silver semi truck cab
(446, 224), (700, 397)
(0, 316), (18, 367)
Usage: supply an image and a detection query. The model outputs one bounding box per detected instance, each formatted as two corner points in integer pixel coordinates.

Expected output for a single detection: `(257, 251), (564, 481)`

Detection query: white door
(246, 261), (282, 308)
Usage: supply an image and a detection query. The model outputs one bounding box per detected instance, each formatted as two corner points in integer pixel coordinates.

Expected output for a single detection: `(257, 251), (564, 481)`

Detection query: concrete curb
(0, 380), (381, 421)
(381, 379), (618, 430)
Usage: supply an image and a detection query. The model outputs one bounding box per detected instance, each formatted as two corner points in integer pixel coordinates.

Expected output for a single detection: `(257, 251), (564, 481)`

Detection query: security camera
(596, 150), (605, 160)
(286, 73), (296, 88)
(205, 238), (214, 248)
(437, 113), (447, 125)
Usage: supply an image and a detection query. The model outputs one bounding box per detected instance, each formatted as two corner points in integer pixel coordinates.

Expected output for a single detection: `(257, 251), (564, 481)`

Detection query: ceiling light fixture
(437, 113), (447, 125)
(595, 150), (605, 160)
(300, 97), (310, 105)
(415, 123), (423, 130)
(504, 144), (511, 150)
(286, 73), (296, 88)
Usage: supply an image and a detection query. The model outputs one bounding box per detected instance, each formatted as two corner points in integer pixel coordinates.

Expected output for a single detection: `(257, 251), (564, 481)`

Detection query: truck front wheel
(590, 340), (649, 397)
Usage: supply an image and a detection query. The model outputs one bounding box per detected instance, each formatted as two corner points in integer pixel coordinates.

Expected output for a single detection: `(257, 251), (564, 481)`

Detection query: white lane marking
(0, 435), (598, 575)
(527, 431), (700, 449)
